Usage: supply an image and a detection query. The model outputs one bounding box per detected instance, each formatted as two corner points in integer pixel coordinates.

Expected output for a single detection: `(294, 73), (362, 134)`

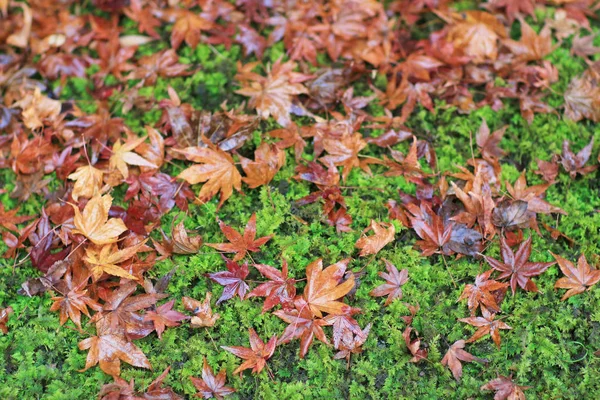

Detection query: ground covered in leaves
(1, 0), (600, 399)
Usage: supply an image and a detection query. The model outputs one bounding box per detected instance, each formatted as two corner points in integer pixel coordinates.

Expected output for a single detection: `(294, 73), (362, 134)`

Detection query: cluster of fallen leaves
(0, 0), (599, 398)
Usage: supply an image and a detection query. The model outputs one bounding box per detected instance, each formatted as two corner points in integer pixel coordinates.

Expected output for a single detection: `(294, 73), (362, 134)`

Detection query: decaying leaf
(221, 328), (277, 376)
(552, 253), (600, 301)
(72, 194), (128, 245)
(355, 220), (395, 257)
(190, 357), (236, 399)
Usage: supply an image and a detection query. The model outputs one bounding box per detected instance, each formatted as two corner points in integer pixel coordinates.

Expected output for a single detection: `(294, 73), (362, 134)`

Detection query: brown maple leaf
(207, 256), (250, 305)
(355, 220), (395, 257)
(170, 221), (203, 255)
(458, 270), (508, 315)
(505, 172), (565, 216)
(441, 340), (487, 381)
(206, 214), (272, 261)
(68, 165), (104, 201)
(109, 136), (156, 179)
(320, 133), (368, 181)
(483, 236), (555, 295)
(564, 62), (600, 122)
(559, 138), (597, 178)
(72, 194), (128, 245)
(182, 293), (220, 328)
(174, 145), (242, 208)
(236, 59), (310, 127)
(476, 119), (506, 161)
(247, 261), (296, 312)
(221, 328), (277, 376)
(0, 306), (14, 334)
(445, 11), (507, 63)
(274, 298), (331, 358)
(0, 204), (33, 232)
(485, 0), (539, 23)
(169, 10), (212, 50)
(303, 258), (355, 318)
(369, 259), (408, 306)
(481, 375), (531, 400)
(91, 281), (165, 339)
(50, 273), (101, 331)
(83, 241), (146, 281)
(78, 333), (152, 377)
(144, 299), (188, 339)
(405, 203), (453, 256)
(503, 23), (553, 62)
(239, 142), (286, 188)
(268, 124), (307, 162)
(403, 326), (428, 363)
(333, 323), (371, 362)
(190, 357), (236, 399)
(459, 308), (512, 348)
(551, 253), (600, 301)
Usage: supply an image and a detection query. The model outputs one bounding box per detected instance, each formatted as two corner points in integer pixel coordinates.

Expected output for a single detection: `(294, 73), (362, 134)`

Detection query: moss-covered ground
(1, 4), (600, 400)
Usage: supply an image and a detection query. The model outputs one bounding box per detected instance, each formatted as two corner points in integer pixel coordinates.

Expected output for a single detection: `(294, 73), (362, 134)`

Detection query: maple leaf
(0, 306), (14, 334)
(355, 220), (395, 257)
(503, 23), (553, 62)
(402, 326), (428, 363)
(505, 172), (565, 216)
(486, 0), (539, 23)
(235, 59), (309, 127)
(174, 145), (242, 208)
(109, 136), (157, 179)
(190, 357), (236, 399)
(13, 87), (61, 130)
(50, 273), (101, 331)
(72, 194), (128, 245)
(333, 323), (371, 362)
(78, 333), (152, 377)
(320, 133), (368, 181)
(559, 138), (597, 178)
(83, 241), (146, 281)
(551, 253), (600, 301)
(476, 119), (506, 161)
(206, 214), (272, 261)
(221, 328), (277, 376)
(239, 143), (286, 188)
(323, 307), (363, 350)
(369, 259), (408, 306)
(144, 299), (188, 339)
(127, 49), (191, 85)
(274, 298), (331, 358)
(445, 11), (507, 63)
(441, 340), (487, 381)
(405, 203), (453, 256)
(458, 270), (508, 315)
(564, 63), (600, 122)
(483, 237), (555, 295)
(207, 256), (250, 305)
(68, 165), (104, 201)
(268, 124), (307, 162)
(535, 157), (560, 184)
(247, 261), (296, 312)
(0, 204), (33, 232)
(170, 221), (203, 255)
(91, 281), (165, 340)
(182, 293), (220, 328)
(459, 308), (512, 348)
(303, 258), (355, 318)
(481, 375), (531, 400)
(170, 10), (212, 50)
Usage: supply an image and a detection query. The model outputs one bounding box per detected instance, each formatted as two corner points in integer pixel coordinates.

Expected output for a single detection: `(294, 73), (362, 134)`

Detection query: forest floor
(1, 1), (600, 399)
